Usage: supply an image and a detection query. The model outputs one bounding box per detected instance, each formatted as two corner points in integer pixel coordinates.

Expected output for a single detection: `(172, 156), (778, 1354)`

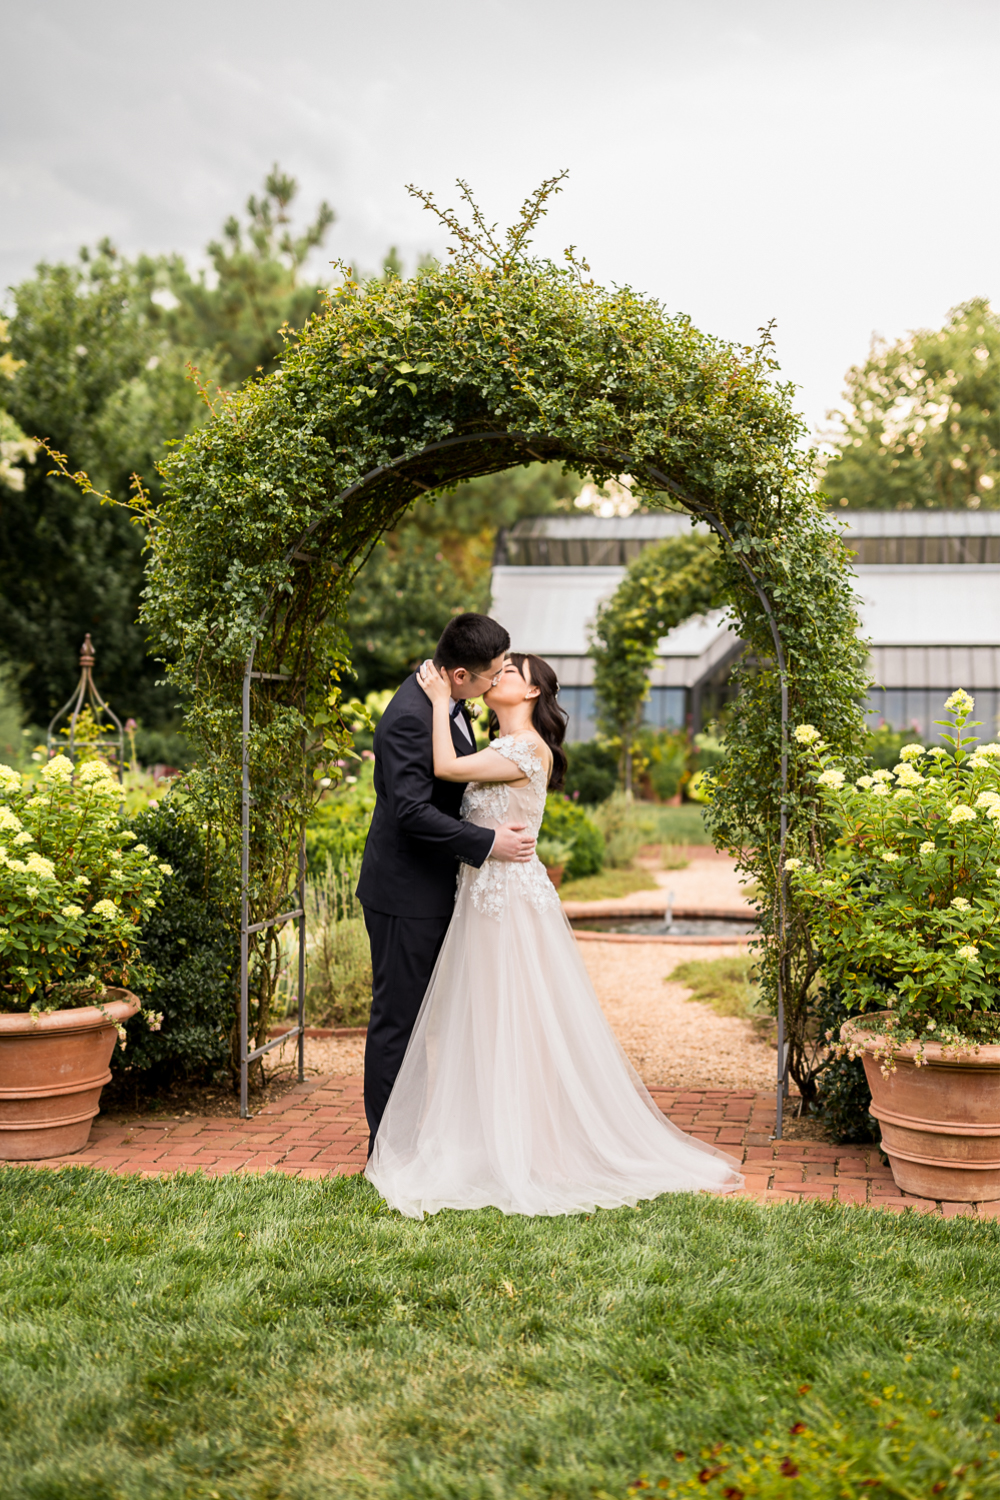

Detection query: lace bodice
(459, 734), (559, 921)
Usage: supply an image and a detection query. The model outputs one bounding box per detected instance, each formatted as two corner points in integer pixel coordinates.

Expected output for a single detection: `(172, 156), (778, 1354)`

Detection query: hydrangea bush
(0, 755), (168, 1026)
(787, 692), (1000, 1059)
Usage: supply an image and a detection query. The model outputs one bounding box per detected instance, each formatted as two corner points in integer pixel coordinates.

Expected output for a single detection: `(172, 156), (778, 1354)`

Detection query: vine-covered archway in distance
(140, 175), (870, 1124)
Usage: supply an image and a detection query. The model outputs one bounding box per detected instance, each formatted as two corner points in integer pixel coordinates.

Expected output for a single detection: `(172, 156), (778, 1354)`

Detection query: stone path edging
(7, 1077), (997, 1219)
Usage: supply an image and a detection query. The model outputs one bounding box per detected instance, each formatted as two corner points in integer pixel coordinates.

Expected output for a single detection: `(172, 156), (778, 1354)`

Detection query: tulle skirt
(365, 874), (744, 1219)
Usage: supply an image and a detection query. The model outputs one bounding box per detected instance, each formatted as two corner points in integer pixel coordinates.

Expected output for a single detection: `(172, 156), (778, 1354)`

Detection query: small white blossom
(0, 807), (22, 832)
(881, 851), (900, 863)
(158, 863), (173, 876)
(956, 945), (979, 961)
(25, 884), (39, 898)
(975, 791), (1000, 809)
(132, 843), (149, 855)
(950, 896), (971, 910)
(784, 858), (802, 871)
(817, 768), (845, 789)
(74, 875), (91, 887)
(25, 853), (56, 879)
(948, 805), (976, 824)
(793, 724), (821, 745)
(927, 747), (949, 759)
(145, 1011), (164, 1032)
(893, 788), (914, 801)
(0, 764), (21, 791)
(976, 743), (1000, 758)
(856, 775), (873, 789)
(92, 899), (120, 920)
(60, 904), (84, 919)
(77, 759), (116, 784)
(119, 830), (137, 843)
(893, 763), (924, 786)
(870, 782), (890, 797)
(967, 755), (990, 770)
(919, 841), (936, 855)
(12, 831), (33, 845)
(872, 769), (893, 783)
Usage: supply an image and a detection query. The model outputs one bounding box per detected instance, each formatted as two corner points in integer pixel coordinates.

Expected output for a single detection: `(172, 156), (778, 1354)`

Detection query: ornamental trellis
(142, 182), (870, 1125)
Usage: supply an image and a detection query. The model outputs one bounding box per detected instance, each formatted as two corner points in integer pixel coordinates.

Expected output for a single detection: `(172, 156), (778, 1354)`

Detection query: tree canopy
(823, 297), (1000, 510)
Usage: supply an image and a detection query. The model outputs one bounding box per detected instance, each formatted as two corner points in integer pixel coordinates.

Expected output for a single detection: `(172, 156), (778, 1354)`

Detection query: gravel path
(269, 938), (774, 1093)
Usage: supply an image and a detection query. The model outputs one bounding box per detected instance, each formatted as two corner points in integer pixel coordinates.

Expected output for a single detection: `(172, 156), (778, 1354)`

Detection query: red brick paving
(8, 1078), (998, 1219)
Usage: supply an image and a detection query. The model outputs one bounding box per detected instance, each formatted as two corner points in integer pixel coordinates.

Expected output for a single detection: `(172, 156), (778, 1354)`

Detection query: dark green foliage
(824, 296), (1000, 510)
(130, 721), (196, 772)
(2, 244), (207, 725)
(0, 1172), (998, 1497)
(865, 723), (928, 769)
(563, 739), (618, 804)
(114, 801), (236, 1086)
(638, 726), (689, 801)
(540, 793), (604, 880)
(815, 985), (879, 1145)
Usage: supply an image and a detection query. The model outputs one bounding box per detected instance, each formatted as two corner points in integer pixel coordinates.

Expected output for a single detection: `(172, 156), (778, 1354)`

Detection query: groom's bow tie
(450, 701), (464, 720)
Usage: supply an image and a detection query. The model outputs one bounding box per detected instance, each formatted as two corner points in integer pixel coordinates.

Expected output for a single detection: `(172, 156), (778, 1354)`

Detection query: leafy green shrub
(276, 858), (371, 1028)
(814, 984), (878, 1144)
(114, 800), (236, 1085)
(563, 740), (618, 804)
(590, 790), (644, 868)
(305, 758), (376, 870)
(540, 794), (603, 880)
(639, 727), (688, 802)
(864, 722), (928, 769)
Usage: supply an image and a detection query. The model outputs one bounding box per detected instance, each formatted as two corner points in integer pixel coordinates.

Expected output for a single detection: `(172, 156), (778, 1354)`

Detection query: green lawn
(559, 868), (661, 902)
(1, 1170), (998, 1499)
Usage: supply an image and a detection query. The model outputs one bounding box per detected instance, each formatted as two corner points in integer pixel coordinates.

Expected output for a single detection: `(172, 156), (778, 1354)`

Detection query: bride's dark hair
(488, 652), (568, 791)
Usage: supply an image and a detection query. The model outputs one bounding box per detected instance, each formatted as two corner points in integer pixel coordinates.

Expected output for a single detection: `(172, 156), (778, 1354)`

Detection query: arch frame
(143, 233), (870, 1121)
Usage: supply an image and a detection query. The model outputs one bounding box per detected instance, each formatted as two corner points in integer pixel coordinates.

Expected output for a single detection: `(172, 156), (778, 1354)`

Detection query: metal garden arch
(238, 429), (793, 1135)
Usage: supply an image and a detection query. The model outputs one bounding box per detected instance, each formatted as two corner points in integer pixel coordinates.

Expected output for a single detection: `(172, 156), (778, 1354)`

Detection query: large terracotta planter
(841, 1015), (1000, 1202)
(0, 989), (139, 1161)
(544, 863), (565, 891)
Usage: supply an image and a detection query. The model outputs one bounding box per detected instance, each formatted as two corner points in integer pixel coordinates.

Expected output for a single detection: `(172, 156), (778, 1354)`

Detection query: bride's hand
(417, 659), (452, 705)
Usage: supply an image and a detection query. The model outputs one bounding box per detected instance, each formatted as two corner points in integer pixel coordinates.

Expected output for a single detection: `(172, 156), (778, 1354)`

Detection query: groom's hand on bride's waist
(490, 823), (536, 863)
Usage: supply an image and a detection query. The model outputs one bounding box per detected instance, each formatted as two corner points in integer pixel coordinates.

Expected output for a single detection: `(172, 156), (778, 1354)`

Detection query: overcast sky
(3, 0), (998, 438)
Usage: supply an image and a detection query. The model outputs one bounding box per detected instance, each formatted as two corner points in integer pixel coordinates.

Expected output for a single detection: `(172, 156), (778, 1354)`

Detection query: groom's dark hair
(434, 613), (510, 673)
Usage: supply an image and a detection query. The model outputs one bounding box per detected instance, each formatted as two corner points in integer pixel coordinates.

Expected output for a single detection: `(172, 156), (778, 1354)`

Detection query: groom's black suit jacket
(356, 672), (494, 918)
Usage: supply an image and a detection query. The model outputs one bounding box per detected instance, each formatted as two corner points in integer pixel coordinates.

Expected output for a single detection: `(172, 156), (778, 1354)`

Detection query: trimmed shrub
(540, 794), (604, 881)
(564, 741), (618, 805)
(113, 801), (236, 1087)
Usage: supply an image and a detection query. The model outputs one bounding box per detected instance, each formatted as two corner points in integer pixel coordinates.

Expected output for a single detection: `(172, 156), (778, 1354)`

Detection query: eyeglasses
(466, 667), (504, 688)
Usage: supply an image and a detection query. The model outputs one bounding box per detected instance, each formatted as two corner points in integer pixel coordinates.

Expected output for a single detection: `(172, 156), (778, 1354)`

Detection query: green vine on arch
(591, 529), (723, 791)
(53, 177), (870, 1107)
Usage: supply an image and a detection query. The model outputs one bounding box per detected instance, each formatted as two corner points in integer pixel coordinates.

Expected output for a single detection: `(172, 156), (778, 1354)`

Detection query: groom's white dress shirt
(449, 697), (474, 745)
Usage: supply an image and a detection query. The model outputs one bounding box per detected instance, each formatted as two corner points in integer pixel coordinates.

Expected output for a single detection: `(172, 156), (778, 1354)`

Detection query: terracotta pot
(544, 864), (565, 891)
(841, 1015), (1000, 1202)
(0, 989), (139, 1161)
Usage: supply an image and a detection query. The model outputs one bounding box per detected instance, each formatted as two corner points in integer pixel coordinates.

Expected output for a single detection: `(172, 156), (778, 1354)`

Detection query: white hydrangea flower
(872, 769), (893, 783)
(108, 850), (122, 861)
(927, 747), (949, 759)
(856, 775), (873, 789)
(26, 795), (49, 809)
(0, 807), (22, 832)
(793, 724), (821, 745)
(26, 884), (39, 898)
(91, 898), (120, 920)
(6, 858), (26, 873)
(950, 896), (971, 910)
(987, 805), (1000, 823)
(948, 805), (976, 824)
(919, 841), (936, 855)
(158, 863), (173, 876)
(893, 788), (914, 801)
(74, 874), (91, 887)
(821, 878), (836, 889)
(119, 830), (137, 843)
(898, 744), (925, 762)
(976, 743), (1000, 758)
(893, 763), (924, 786)
(882, 851), (900, 863)
(956, 945), (979, 961)
(870, 783), (890, 797)
(784, 858), (802, 871)
(25, 852), (56, 880)
(967, 755), (990, 770)
(39, 753), (74, 783)
(61, 904), (84, 919)
(12, 831), (33, 846)
(817, 769), (845, 789)
(0, 764), (21, 791)
(975, 791), (1000, 808)
(132, 843), (149, 856)
(77, 759), (116, 783)
(945, 689), (974, 714)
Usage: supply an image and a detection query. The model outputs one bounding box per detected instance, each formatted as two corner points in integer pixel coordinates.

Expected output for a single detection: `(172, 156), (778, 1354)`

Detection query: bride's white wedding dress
(366, 734), (744, 1218)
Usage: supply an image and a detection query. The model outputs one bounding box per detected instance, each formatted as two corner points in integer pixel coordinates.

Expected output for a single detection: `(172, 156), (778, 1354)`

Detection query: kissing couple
(356, 612), (743, 1217)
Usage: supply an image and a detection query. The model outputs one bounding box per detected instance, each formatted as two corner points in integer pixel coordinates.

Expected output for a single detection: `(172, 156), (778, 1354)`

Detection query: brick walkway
(14, 1077), (999, 1219)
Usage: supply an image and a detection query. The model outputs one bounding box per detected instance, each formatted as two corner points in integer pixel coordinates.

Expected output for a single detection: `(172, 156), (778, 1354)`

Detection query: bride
(364, 652), (744, 1217)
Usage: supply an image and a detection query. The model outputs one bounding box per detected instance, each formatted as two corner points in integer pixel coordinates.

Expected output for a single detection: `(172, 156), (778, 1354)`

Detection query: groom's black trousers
(362, 907), (451, 1155)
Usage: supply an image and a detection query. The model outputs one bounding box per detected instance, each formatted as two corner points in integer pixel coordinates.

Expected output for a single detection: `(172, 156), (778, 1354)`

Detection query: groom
(356, 612), (536, 1154)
